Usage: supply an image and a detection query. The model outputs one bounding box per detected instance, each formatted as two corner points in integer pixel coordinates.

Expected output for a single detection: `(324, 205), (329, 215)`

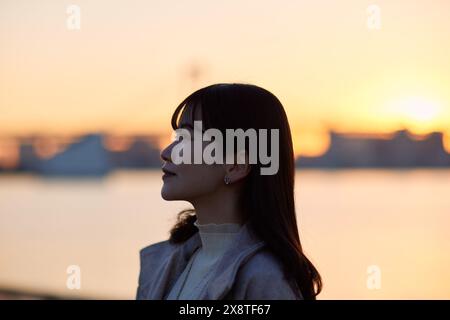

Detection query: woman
(136, 83), (322, 300)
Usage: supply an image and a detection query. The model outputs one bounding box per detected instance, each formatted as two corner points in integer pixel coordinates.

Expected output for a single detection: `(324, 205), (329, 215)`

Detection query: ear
(223, 149), (252, 184)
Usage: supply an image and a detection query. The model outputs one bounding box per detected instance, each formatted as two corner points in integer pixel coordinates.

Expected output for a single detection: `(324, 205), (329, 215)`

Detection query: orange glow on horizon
(443, 132), (450, 154)
(0, 139), (19, 169)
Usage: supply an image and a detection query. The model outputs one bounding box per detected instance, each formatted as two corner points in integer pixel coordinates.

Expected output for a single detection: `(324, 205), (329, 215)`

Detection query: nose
(160, 141), (174, 163)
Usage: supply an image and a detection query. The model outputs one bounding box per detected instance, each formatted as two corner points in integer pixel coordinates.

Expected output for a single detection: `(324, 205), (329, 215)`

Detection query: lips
(162, 167), (177, 176)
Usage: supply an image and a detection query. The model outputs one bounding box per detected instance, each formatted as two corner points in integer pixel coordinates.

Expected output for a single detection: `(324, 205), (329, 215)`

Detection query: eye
(172, 129), (193, 142)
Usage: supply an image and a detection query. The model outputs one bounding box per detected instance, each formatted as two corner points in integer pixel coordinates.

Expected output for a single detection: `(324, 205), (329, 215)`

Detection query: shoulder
(138, 239), (182, 270)
(232, 247), (304, 300)
(139, 239), (174, 259)
(138, 239), (177, 282)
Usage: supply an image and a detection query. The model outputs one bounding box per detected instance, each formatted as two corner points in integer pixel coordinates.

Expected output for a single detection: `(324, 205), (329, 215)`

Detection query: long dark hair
(166, 83), (322, 299)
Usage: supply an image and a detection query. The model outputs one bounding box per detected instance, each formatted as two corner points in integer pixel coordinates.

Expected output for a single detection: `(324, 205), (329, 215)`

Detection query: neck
(190, 185), (245, 225)
(194, 220), (242, 255)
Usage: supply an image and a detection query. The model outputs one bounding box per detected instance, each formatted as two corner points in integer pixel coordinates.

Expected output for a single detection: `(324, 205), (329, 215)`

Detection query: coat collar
(140, 220), (266, 299)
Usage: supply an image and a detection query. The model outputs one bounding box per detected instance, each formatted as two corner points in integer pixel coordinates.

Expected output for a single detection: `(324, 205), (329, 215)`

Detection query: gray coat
(136, 221), (304, 300)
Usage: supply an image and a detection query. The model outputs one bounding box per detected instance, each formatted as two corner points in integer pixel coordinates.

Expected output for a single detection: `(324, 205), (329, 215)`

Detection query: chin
(161, 187), (182, 201)
(161, 189), (175, 201)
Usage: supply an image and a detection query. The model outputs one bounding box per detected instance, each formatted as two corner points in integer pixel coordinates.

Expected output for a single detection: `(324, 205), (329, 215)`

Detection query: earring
(224, 176), (231, 185)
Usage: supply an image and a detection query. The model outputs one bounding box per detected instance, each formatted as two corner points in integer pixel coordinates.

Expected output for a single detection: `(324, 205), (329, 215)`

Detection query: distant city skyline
(1, 128), (448, 173)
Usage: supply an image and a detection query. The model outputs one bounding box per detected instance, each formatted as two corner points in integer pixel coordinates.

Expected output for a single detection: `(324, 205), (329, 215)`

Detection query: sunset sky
(1, 0), (450, 156)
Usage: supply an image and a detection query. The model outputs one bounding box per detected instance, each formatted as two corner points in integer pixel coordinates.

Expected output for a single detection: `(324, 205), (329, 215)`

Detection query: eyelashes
(171, 130), (193, 142)
(172, 128), (207, 140)
(171, 128), (217, 144)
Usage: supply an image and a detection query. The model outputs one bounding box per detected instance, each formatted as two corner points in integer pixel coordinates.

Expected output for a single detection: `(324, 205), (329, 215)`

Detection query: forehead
(179, 101), (202, 126)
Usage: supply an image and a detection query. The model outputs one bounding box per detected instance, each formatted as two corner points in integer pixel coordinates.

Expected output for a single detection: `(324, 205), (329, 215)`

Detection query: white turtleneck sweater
(165, 220), (242, 300)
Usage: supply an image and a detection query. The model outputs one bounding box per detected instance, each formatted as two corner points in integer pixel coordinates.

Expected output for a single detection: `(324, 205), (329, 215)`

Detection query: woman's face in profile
(160, 105), (225, 202)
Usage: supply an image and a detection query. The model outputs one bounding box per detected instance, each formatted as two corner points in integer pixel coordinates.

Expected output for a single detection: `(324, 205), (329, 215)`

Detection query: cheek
(179, 164), (223, 192)
(182, 164), (221, 189)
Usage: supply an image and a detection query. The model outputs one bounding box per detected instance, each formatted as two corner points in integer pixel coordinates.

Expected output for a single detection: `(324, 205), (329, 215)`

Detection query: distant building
(109, 137), (162, 168)
(18, 142), (41, 172)
(37, 133), (113, 176)
(16, 133), (163, 176)
(296, 130), (450, 168)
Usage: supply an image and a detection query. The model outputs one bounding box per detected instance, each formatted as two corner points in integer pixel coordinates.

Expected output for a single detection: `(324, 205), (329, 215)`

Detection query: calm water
(0, 169), (449, 299)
